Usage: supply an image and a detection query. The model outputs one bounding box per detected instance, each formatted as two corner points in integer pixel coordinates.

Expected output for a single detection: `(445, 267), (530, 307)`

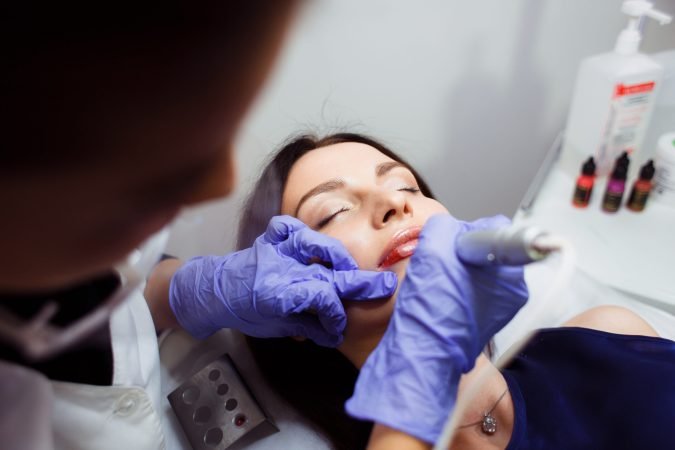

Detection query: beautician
(0, 3), (527, 450)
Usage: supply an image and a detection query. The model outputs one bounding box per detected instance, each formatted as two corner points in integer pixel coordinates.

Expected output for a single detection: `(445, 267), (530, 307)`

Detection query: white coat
(0, 287), (170, 450)
(50, 287), (166, 449)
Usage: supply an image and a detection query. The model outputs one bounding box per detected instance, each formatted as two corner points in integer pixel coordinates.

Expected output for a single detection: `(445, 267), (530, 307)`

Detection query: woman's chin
(339, 295), (397, 368)
(339, 259), (407, 352)
(342, 294), (395, 338)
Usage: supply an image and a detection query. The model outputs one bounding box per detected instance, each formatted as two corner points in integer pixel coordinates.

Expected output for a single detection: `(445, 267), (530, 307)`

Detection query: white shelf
(515, 149), (675, 309)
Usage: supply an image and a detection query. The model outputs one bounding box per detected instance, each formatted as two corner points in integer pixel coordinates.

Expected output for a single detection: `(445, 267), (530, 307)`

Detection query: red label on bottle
(614, 81), (655, 97)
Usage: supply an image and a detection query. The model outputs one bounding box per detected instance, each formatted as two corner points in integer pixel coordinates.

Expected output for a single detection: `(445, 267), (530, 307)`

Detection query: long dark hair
(238, 133), (435, 450)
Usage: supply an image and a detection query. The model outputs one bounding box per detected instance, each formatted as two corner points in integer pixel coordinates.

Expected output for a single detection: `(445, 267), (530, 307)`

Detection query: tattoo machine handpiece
(456, 225), (561, 266)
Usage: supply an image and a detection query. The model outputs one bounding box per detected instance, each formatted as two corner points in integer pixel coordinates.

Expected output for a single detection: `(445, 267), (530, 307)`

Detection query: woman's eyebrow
(376, 161), (407, 177)
(293, 162), (407, 216)
(294, 179), (345, 216)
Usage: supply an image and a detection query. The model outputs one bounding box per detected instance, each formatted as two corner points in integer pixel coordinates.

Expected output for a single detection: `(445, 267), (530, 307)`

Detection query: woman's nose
(374, 190), (411, 227)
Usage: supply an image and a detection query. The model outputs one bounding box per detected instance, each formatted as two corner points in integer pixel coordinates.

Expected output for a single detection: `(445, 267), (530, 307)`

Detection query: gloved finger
(278, 280), (347, 337)
(278, 226), (360, 271)
(332, 269), (398, 300)
(263, 215), (308, 244)
(494, 264), (528, 285)
(413, 213), (463, 255)
(285, 315), (344, 347)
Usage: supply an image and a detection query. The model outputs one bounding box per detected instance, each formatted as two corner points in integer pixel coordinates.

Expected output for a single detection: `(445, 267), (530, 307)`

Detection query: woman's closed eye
(315, 186), (419, 229)
(398, 186), (420, 194)
(317, 206), (350, 229)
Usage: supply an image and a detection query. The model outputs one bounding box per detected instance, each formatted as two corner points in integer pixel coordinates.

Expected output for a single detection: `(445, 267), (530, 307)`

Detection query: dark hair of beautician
(0, 2), (299, 293)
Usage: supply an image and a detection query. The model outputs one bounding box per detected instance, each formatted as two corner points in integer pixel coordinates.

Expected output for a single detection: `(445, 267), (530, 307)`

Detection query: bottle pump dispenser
(564, 1), (672, 176)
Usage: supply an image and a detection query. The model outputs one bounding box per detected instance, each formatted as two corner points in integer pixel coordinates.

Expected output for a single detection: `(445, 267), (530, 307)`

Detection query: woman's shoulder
(561, 305), (659, 338)
(501, 306), (673, 376)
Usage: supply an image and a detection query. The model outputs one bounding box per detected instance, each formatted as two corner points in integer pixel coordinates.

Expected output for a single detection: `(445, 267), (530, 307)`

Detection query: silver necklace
(458, 388), (509, 435)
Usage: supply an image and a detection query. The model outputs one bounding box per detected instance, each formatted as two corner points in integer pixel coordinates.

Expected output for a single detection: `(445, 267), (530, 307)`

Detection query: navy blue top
(502, 327), (675, 450)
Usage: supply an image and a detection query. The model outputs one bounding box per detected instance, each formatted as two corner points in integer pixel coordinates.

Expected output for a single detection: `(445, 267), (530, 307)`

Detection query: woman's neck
(450, 355), (514, 449)
(340, 331), (514, 449)
(340, 332), (385, 369)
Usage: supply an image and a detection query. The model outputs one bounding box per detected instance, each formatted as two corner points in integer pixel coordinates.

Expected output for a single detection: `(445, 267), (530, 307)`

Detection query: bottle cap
(611, 164), (628, 180)
(639, 160), (655, 181)
(616, 151), (630, 169)
(616, 1), (672, 54)
(581, 157), (596, 176)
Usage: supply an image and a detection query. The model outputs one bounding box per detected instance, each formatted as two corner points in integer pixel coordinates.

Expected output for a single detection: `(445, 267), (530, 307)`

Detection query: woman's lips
(378, 226), (422, 269)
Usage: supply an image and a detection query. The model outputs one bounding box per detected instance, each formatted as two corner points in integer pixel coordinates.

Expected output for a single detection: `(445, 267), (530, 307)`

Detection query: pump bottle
(564, 1), (672, 176)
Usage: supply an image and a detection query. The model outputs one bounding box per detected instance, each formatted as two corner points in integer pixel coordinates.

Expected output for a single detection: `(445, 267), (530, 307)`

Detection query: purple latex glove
(169, 215), (397, 347)
(345, 214), (528, 443)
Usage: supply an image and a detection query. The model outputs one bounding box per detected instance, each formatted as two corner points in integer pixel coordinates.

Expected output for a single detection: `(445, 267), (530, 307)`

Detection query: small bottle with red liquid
(572, 157), (596, 207)
(627, 160), (655, 212)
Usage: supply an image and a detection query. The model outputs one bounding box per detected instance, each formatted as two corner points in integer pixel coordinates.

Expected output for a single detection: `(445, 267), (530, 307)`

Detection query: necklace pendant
(481, 413), (497, 435)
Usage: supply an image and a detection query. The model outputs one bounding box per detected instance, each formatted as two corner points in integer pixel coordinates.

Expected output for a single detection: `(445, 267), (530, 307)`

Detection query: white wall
(166, 0), (675, 258)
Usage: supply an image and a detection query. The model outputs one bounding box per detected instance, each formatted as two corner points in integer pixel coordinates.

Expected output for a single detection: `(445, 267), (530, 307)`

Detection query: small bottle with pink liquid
(602, 163), (628, 213)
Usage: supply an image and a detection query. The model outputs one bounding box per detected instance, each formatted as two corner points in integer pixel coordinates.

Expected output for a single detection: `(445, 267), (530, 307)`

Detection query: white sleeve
(0, 361), (55, 450)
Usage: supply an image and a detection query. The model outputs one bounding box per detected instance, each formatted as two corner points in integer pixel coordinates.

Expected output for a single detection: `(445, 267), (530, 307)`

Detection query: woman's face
(281, 142), (449, 362)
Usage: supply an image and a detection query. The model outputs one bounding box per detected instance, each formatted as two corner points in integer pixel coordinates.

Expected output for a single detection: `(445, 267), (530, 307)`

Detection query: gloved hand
(345, 214), (528, 443)
(169, 215), (397, 347)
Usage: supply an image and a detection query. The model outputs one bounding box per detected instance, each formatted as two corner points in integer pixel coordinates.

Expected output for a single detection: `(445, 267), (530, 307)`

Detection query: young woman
(239, 133), (675, 450)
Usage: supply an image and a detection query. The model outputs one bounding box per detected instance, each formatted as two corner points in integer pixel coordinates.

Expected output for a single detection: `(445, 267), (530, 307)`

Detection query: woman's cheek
(424, 199), (451, 217)
(328, 228), (377, 269)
